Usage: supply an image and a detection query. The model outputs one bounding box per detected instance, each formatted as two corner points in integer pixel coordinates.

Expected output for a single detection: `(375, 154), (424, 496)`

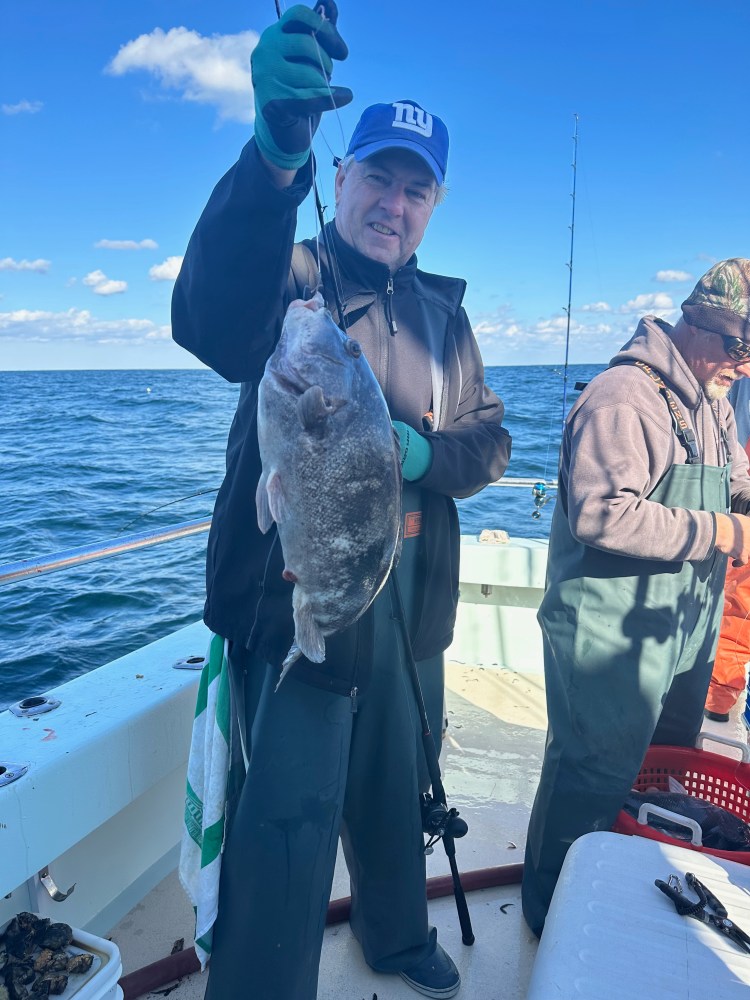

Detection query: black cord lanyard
(633, 361), (702, 465)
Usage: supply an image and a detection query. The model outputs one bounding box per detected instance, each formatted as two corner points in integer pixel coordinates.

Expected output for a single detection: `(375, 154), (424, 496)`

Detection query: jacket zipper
(385, 277), (398, 335)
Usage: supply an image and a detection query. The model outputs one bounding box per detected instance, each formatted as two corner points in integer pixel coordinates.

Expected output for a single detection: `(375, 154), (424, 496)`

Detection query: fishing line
(541, 385), (562, 484)
(311, 33), (348, 156)
(115, 487), (219, 536)
(272, 1), (349, 328)
(310, 119), (322, 279)
(308, 22), (350, 330)
(246, 531), (281, 652)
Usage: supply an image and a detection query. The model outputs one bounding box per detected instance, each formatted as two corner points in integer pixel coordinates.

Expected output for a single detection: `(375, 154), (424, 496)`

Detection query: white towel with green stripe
(179, 633), (231, 971)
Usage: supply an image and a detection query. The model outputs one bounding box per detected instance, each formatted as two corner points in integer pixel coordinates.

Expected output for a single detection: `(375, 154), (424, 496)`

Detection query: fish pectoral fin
(297, 385), (333, 431)
(255, 472), (274, 533)
(266, 471), (290, 524)
(293, 598), (326, 663)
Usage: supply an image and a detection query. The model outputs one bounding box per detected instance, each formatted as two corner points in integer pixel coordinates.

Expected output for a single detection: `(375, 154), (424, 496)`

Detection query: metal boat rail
(0, 518), (212, 587)
(0, 478), (557, 588)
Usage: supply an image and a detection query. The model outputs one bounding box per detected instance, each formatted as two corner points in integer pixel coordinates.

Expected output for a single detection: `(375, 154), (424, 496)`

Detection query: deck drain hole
(173, 655), (207, 671)
(10, 696), (61, 718)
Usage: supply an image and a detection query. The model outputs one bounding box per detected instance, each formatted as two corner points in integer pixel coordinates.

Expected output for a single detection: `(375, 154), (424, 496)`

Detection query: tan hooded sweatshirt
(559, 316), (750, 563)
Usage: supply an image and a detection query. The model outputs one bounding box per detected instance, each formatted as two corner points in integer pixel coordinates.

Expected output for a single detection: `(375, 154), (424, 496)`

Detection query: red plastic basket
(612, 739), (750, 865)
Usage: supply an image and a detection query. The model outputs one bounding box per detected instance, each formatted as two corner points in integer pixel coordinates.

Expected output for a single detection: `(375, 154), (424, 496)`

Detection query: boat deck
(110, 660), (548, 999)
(109, 663), (749, 999)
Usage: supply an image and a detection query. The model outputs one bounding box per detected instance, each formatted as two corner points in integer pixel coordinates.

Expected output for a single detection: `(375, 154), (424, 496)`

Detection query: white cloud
(106, 27), (258, 124)
(467, 297), (648, 366)
(149, 256), (183, 281)
(473, 307), (615, 350)
(0, 307), (170, 344)
(83, 270), (108, 287)
(95, 238), (158, 250)
(655, 269), (693, 282)
(94, 279), (128, 295)
(620, 292), (674, 314)
(0, 257), (50, 273)
(2, 100), (43, 115)
(83, 269), (127, 295)
(580, 301), (611, 313)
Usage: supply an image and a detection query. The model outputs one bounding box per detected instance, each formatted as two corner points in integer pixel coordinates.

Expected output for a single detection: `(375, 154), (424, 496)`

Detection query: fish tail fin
(275, 643), (302, 691)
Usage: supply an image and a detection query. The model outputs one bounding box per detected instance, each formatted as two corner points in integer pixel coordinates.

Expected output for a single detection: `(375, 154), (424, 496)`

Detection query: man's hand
(251, 4), (352, 175)
(715, 512), (750, 566)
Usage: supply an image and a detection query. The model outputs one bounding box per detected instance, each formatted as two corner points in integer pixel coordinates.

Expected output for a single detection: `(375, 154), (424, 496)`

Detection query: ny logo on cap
(391, 102), (433, 138)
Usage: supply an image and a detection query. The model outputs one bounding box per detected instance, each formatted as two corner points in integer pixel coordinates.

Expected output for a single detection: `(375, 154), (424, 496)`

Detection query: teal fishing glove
(392, 421), (433, 482)
(251, 3), (352, 171)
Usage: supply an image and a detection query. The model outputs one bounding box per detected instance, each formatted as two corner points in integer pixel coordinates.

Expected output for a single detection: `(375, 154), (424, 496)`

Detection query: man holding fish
(172, 3), (510, 998)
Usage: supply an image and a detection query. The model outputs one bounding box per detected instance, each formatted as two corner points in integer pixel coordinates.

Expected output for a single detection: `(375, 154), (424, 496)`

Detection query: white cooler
(527, 831), (750, 999)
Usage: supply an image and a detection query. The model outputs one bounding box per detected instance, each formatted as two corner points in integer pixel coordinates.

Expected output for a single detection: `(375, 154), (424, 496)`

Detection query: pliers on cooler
(655, 872), (750, 954)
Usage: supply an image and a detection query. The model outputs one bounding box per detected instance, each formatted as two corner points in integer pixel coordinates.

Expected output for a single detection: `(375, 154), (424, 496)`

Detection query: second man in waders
(523, 258), (750, 937)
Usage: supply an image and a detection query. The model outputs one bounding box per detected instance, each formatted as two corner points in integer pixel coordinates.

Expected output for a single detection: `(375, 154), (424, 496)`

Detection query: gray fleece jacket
(560, 316), (750, 563)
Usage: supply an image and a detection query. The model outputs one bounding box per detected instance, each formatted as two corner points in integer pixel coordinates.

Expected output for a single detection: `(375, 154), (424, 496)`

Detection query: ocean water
(0, 363), (603, 710)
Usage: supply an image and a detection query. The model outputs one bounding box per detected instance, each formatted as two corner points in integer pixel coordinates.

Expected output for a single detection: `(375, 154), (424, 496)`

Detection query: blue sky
(2, 0), (748, 371)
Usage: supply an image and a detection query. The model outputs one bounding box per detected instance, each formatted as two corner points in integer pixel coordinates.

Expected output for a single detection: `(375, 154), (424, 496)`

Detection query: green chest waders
(521, 365), (731, 937)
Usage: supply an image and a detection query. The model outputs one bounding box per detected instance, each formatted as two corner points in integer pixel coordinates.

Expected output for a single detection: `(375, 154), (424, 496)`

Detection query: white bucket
(62, 927), (123, 1000)
(0, 920), (123, 1000)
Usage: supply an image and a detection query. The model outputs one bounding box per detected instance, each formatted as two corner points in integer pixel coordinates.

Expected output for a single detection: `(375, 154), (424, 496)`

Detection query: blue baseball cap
(345, 100), (449, 185)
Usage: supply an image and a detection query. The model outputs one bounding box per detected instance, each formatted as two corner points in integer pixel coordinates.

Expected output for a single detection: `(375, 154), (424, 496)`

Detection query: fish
(256, 293), (402, 685)
(622, 788), (750, 852)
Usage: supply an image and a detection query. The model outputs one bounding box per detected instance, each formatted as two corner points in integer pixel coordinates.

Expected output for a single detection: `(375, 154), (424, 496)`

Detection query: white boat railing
(0, 518), (212, 586)
(0, 478), (557, 588)
(486, 478), (557, 489)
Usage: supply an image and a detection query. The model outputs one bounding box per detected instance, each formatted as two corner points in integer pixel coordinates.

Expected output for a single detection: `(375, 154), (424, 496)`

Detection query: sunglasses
(717, 333), (750, 363)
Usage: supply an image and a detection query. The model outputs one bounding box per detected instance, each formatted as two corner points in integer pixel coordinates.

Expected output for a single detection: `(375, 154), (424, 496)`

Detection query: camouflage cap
(681, 258), (750, 342)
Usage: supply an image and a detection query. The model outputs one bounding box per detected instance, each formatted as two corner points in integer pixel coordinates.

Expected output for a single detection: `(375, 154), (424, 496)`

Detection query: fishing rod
(531, 113), (580, 521)
(560, 113), (580, 434)
(389, 575), (475, 946)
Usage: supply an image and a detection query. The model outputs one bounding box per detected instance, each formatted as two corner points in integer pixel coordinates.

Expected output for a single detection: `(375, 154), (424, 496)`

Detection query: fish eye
(346, 339), (362, 358)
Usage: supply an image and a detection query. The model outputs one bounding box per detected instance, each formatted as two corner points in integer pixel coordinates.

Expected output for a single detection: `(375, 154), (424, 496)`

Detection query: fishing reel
(420, 792), (468, 852)
(531, 481), (551, 520)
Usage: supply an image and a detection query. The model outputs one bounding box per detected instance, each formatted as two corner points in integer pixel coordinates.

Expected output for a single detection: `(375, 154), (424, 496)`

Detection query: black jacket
(172, 139), (511, 690)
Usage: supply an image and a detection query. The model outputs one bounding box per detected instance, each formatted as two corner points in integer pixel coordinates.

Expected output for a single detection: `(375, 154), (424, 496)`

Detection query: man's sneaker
(399, 943), (461, 998)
